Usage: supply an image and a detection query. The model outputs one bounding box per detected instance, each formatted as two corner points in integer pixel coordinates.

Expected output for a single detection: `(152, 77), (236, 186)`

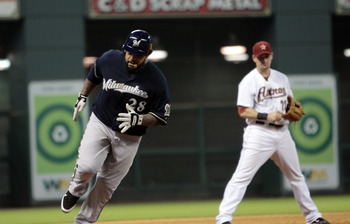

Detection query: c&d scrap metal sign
(89, 0), (270, 18)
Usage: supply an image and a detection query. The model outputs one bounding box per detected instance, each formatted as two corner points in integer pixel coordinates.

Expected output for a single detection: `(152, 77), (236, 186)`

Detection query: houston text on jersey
(257, 86), (286, 102)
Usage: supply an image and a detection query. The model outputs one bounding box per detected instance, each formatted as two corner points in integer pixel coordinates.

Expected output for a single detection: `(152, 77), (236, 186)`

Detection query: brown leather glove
(283, 95), (305, 122)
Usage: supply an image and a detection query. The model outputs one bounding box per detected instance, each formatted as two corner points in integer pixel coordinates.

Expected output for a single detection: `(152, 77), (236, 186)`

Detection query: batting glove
(73, 93), (87, 122)
(117, 104), (143, 133)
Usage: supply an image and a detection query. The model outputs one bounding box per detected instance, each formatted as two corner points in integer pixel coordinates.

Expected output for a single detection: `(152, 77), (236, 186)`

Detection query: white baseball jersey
(237, 68), (293, 125)
(216, 68), (323, 224)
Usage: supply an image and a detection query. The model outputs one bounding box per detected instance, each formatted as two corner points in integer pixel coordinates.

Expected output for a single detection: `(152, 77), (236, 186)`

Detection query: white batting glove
(116, 104), (143, 133)
(73, 93), (87, 122)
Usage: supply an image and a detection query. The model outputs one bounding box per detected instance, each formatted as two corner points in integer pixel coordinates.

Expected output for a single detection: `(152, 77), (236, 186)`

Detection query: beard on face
(125, 60), (146, 73)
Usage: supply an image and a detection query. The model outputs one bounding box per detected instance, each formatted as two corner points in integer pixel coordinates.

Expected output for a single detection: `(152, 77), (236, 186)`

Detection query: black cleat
(61, 191), (79, 213)
(222, 222), (231, 224)
(311, 217), (330, 224)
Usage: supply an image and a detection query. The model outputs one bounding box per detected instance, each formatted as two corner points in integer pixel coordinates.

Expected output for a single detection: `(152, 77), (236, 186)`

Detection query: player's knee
(76, 164), (98, 177)
(288, 173), (305, 184)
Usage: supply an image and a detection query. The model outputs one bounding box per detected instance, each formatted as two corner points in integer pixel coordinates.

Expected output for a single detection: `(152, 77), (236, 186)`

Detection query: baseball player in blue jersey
(61, 29), (171, 223)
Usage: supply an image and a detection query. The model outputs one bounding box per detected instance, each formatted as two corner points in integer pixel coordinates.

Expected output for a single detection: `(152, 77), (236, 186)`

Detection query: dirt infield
(96, 212), (350, 224)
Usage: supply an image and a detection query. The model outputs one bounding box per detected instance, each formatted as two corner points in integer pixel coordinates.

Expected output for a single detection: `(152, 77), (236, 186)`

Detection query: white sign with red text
(89, 0), (270, 18)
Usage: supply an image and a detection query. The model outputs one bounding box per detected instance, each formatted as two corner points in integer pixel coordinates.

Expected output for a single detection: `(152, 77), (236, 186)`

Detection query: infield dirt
(93, 212), (349, 224)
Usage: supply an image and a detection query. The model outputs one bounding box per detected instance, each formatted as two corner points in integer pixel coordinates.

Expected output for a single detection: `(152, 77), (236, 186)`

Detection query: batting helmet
(122, 30), (153, 56)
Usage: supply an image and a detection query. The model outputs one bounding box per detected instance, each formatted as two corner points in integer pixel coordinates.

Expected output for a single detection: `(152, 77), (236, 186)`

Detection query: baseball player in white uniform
(215, 41), (330, 224)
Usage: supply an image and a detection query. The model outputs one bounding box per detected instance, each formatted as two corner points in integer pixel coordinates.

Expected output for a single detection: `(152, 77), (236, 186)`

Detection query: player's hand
(267, 110), (283, 122)
(73, 93), (87, 122)
(117, 104), (143, 133)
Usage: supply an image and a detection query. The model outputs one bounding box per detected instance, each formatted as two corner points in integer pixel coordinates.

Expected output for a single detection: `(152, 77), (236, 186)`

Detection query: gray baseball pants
(68, 113), (142, 224)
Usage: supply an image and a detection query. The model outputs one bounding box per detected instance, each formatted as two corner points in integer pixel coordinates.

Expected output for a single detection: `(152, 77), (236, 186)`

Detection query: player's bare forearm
(239, 108), (282, 122)
(141, 114), (158, 126)
(239, 108), (258, 119)
(80, 79), (98, 96)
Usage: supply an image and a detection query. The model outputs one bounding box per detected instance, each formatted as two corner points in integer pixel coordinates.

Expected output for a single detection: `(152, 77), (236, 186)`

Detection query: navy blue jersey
(86, 50), (171, 136)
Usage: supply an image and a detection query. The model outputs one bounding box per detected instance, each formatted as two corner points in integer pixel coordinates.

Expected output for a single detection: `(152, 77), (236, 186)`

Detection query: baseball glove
(283, 95), (305, 122)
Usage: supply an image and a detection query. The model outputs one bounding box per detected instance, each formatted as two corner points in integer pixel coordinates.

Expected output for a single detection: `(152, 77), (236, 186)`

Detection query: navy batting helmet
(122, 30), (153, 56)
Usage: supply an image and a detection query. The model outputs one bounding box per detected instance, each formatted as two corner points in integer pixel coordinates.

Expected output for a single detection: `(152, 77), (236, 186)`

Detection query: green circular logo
(36, 105), (83, 163)
(49, 122), (71, 145)
(290, 98), (332, 154)
(301, 115), (320, 137)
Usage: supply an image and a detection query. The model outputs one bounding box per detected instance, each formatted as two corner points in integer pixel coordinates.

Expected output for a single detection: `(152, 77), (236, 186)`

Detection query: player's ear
(252, 55), (257, 62)
(145, 50), (152, 59)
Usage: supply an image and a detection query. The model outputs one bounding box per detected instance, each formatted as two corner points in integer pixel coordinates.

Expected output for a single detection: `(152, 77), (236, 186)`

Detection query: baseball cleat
(61, 190), (79, 213)
(311, 217), (330, 224)
(222, 222), (231, 224)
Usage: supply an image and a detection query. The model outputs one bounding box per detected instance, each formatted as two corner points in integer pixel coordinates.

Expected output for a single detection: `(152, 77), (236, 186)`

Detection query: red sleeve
(238, 106), (248, 115)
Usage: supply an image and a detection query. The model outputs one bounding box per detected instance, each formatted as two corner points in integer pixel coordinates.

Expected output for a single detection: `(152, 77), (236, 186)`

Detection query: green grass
(1, 195), (349, 224)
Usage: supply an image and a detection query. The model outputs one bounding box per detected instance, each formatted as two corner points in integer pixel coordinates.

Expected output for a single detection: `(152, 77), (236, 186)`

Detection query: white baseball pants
(68, 113), (142, 224)
(216, 124), (322, 224)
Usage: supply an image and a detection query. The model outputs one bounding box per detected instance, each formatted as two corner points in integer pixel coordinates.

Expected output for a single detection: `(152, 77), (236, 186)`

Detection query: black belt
(256, 121), (284, 128)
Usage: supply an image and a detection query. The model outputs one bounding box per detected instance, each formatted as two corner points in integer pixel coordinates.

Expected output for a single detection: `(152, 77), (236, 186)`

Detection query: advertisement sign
(0, 0), (19, 19)
(283, 74), (339, 191)
(28, 80), (88, 201)
(89, 0), (270, 19)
